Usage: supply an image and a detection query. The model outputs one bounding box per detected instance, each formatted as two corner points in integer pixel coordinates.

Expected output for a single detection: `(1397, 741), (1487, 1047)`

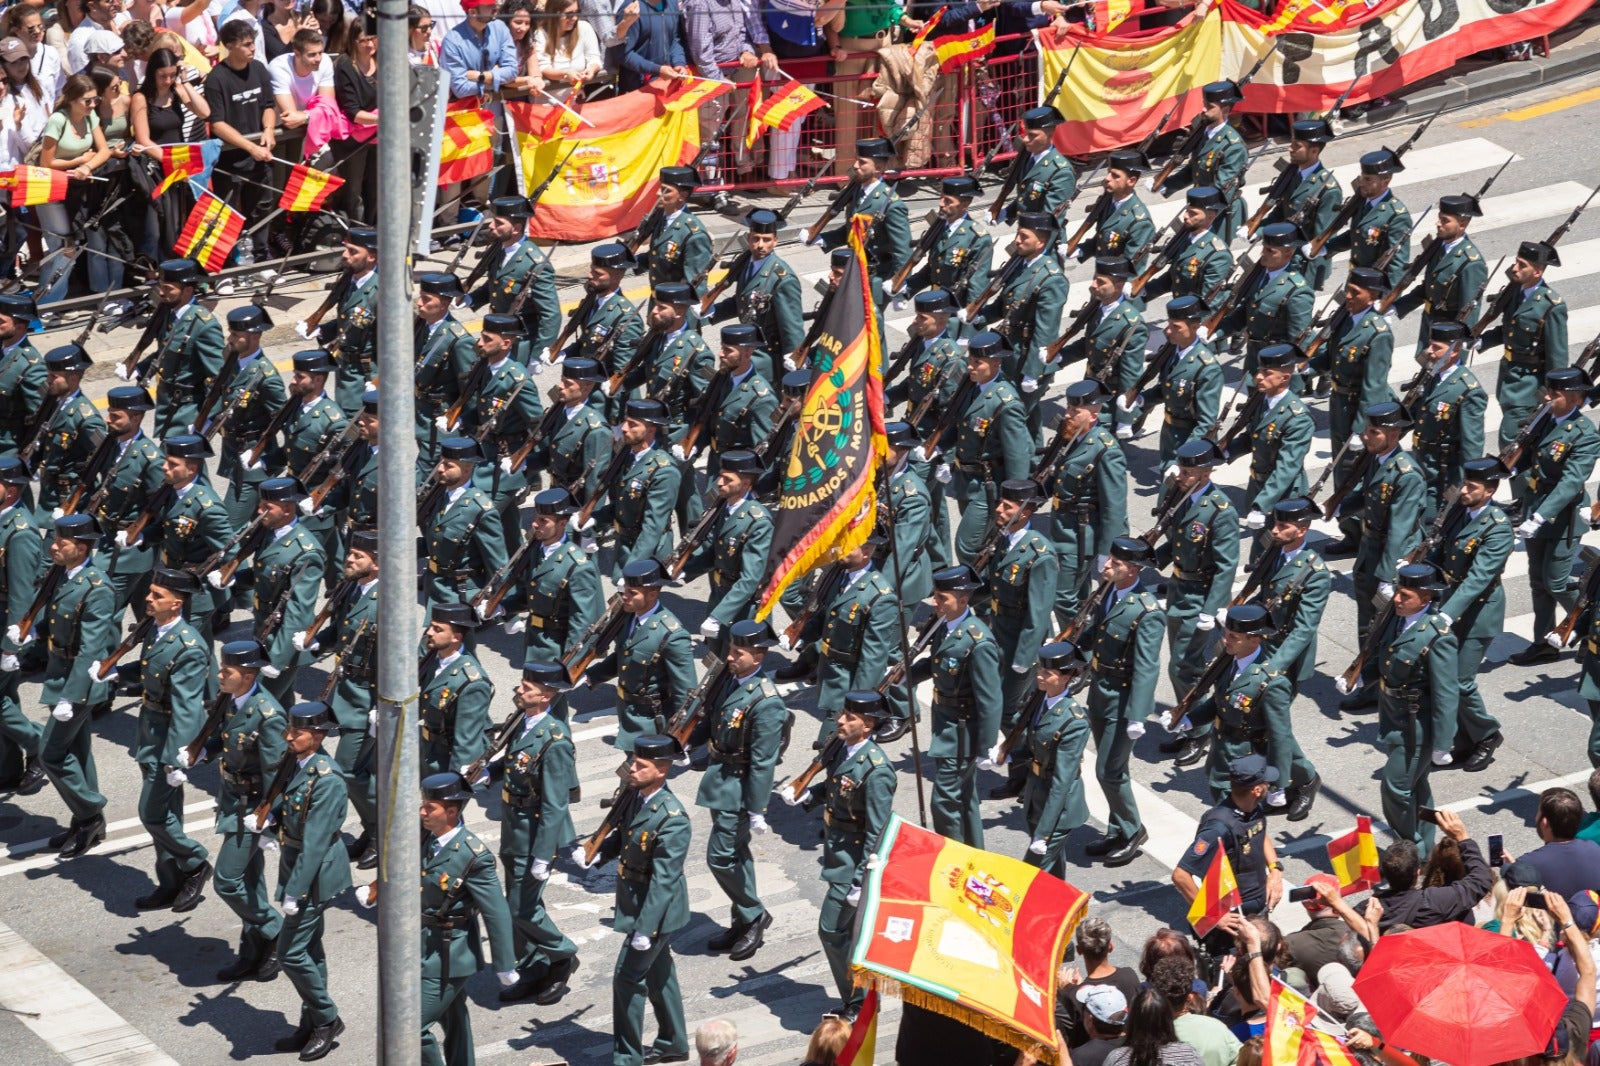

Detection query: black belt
(824, 810), (865, 833)
(502, 786), (538, 809)
(1221, 726), (1267, 744)
(220, 767), (261, 791)
(141, 698), (172, 716)
(618, 863), (650, 884)
(708, 741), (750, 768)
(933, 693), (977, 717)
(421, 914), (469, 930)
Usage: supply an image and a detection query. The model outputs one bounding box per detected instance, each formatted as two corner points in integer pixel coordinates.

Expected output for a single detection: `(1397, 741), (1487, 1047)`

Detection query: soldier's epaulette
(87, 571), (104, 586)
(969, 219), (988, 238)
(963, 621), (988, 642)
(1466, 248), (1481, 261)
(468, 835), (485, 853)
(1548, 292), (1564, 306)
(1286, 397), (1309, 416)
(260, 703), (276, 717)
(1027, 536), (1050, 555)
(462, 661), (483, 682)
(1197, 350), (1219, 365)
(1210, 494), (1232, 511)
(199, 495), (214, 508)
(647, 451), (673, 471)
(181, 633), (199, 646)
(759, 678), (778, 699)
(1290, 276), (1305, 287)
(773, 264), (789, 278)
(750, 375), (772, 395)
(868, 750), (885, 766)
(662, 614), (680, 632)
(1491, 512), (1507, 525)
(1131, 203), (1151, 219)
(1372, 315), (1391, 332)
(899, 478), (919, 497)
(195, 307), (215, 321)
(1393, 455), (1414, 474)
(308, 754), (334, 774)
(1131, 590), (1159, 608)
(1092, 426), (1118, 447)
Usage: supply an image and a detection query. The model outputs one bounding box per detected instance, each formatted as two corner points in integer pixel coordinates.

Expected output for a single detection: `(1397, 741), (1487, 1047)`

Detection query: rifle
(1553, 547), (1600, 650)
(699, 164), (830, 317)
(1242, 81), (1359, 241)
(665, 653), (727, 746)
(876, 610), (942, 692)
(1201, 256), (1265, 338)
(253, 566), (304, 645)
(1382, 161), (1511, 316)
(1137, 478), (1191, 548)
(317, 618), (371, 702)
(1043, 295), (1104, 364)
(910, 375), (977, 451)
(252, 749), (297, 831)
(783, 735), (841, 803)
(889, 211), (947, 297)
(439, 357), (495, 435)
(971, 502), (1037, 574)
(301, 578), (356, 648)
(90, 614), (156, 682)
(802, 178), (860, 248)
(1314, 450), (1373, 522)
(1056, 577), (1115, 644)
(183, 690), (233, 768)
(1031, 417), (1087, 486)
(961, 252), (1023, 322)
(1500, 400), (1555, 473)
(1166, 646), (1233, 730)
(786, 284), (835, 370)
(782, 561), (847, 647)
(200, 381), (253, 444)
(190, 353), (240, 436)
(197, 512), (270, 588)
(1128, 215), (1188, 298)
(550, 291), (598, 359)
(12, 564), (65, 646)
(561, 591), (627, 683)
(1146, 40), (1277, 195)
(573, 442), (635, 530)
(1085, 323), (1138, 388)
(119, 302), (172, 384)
(1212, 388), (1266, 460)
(242, 396), (304, 469)
(462, 702), (527, 783)
(116, 484), (176, 551)
(1577, 326), (1600, 376)
(58, 431), (120, 517)
(986, 49), (1083, 225)
(1307, 103), (1445, 258)
(677, 370), (728, 459)
(16, 395), (58, 465)
(580, 782), (640, 866)
(1064, 192), (1110, 260)
(1120, 340), (1178, 435)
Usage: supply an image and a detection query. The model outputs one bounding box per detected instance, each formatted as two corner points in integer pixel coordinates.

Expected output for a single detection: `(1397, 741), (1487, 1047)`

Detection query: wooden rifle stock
(1499, 401), (1555, 473)
(93, 614), (156, 682)
(252, 750), (297, 831)
(300, 270), (351, 335)
(581, 784), (639, 866)
(890, 212), (946, 296)
(666, 655), (726, 746)
(441, 358), (493, 434)
(1149, 114), (1207, 194)
(244, 396), (304, 469)
(1166, 648), (1232, 730)
(879, 613), (942, 691)
(961, 253), (1021, 322)
(183, 690), (233, 768)
(318, 619), (371, 701)
(16, 396), (59, 465)
(1056, 578), (1115, 643)
(202, 513), (270, 588)
(785, 736), (841, 803)
(803, 178), (860, 247)
(782, 562), (846, 647)
(301, 579), (356, 649)
(1128, 217), (1187, 297)
(1064, 193), (1110, 259)
(550, 291), (598, 359)
(561, 593), (627, 684)
(1554, 548), (1600, 647)
(13, 565), (65, 646)
(462, 704), (526, 783)
(575, 445), (634, 529)
(60, 432), (120, 517)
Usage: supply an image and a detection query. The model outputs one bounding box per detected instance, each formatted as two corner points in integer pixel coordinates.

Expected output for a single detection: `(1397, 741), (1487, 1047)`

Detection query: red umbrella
(1352, 922), (1568, 1066)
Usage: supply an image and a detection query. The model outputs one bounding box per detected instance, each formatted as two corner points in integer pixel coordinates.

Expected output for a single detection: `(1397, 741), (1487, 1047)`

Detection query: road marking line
(0, 800), (216, 862)
(1462, 85), (1600, 126)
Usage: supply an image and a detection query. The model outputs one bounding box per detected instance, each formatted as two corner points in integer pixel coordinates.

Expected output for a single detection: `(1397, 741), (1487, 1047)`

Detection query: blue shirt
(620, 0), (688, 91)
(439, 18), (519, 99)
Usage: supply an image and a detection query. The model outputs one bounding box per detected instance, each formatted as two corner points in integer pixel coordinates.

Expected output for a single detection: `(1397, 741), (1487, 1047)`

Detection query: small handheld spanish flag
(835, 987), (877, 1066)
(934, 22), (995, 73)
(278, 164), (345, 213)
(1186, 845), (1240, 937)
(744, 76), (763, 151)
(752, 80), (825, 133)
(655, 75), (733, 112)
(175, 191), (245, 274)
(0, 166), (69, 206)
(1327, 816), (1380, 894)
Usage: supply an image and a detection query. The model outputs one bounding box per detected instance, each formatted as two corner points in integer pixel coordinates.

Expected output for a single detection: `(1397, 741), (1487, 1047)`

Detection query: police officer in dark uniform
(1173, 754), (1283, 954)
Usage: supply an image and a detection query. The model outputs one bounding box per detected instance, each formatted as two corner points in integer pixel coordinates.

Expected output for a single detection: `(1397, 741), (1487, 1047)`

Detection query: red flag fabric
(439, 99), (495, 184)
(752, 80), (826, 132)
(0, 166), (68, 206)
(175, 192), (244, 273)
(278, 164), (345, 212)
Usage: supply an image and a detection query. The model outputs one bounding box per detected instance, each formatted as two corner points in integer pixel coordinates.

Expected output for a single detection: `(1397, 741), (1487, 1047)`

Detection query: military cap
(44, 343), (91, 372)
(1108, 149), (1151, 175)
(1166, 295), (1207, 322)
(1438, 193), (1482, 219)
(287, 701), (340, 733)
(1463, 457), (1511, 483)
(722, 323), (760, 347)
(659, 165), (699, 189)
(417, 271), (464, 298)
(1021, 105), (1063, 130)
(622, 558), (669, 588)
(1258, 221), (1302, 248)
(999, 478), (1044, 504)
(1256, 343), (1302, 369)
(634, 733), (686, 761)
(1064, 379), (1110, 406)
(0, 291), (36, 320)
(1428, 320), (1469, 343)
(1202, 79), (1243, 105)
(293, 349), (336, 374)
(941, 175), (980, 198)
(151, 565), (200, 594)
(163, 434), (213, 459)
(561, 356), (606, 383)
(1290, 118), (1334, 145)
(842, 690), (891, 720)
(362, 389), (380, 414)
(914, 289), (955, 315)
(1545, 367), (1592, 392)
(259, 477), (306, 503)
(1272, 497), (1316, 524)
(439, 437), (486, 463)
(490, 194), (533, 220)
(1038, 640), (1083, 671)
(1347, 266), (1389, 294)
(744, 208), (779, 233)
(884, 421), (920, 450)
(107, 385), (155, 411)
(966, 331), (1009, 361)
(1186, 186), (1226, 212)
(344, 227), (379, 250)
(1396, 561), (1445, 594)
(933, 564), (983, 593)
(221, 640), (267, 669)
(1223, 604), (1273, 635)
(521, 661), (569, 689)
(533, 487), (578, 516)
(729, 619), (778, 649)
(720, 449), (763, 476)
(431, 602), (480, 630)
(1228, 753), (1279, 787)
(159, 258), (203, 285)
(421, 771), (474, 803)
(623, 398), (670, 427)
(0, 456), (29, 485)
(1364, 401), (1413, 429)
(653, 282), (695, 306)
(349, 528), (379, 555)
(1109, 536), (1154, 564)
(856, 138), (894, 160)
(591, 242), (632, 270)
(1176, 438), (1223, 468)
(1359, 148), (1405, 175)
(1094, 256), (1134, 281)
(1016, 211), (1058, 235)
(782, 369), (812, 396)
(226, 304), (273, 332)
(54, 514), (99, 542)
(1519, 240), (1560, 268)
(480, 313), (523, 337)
(830, 247), (853, 268)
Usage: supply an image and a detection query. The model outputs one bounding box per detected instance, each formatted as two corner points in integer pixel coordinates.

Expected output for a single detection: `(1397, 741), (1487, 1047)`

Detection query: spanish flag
(1327, 816), (1380, 894)
(152, 165), (191, 199)
(836, 988), (878, 1066)
(934, 22), (995, 73)
(1186, 846), (1240, 937)
(537, 93), (585, 141)
(744, 76), (763, 151)
(175, 191), (244, 274)
(752, 80), (825, 132)
(0, 166), (68, 206)
(1090, 0), (1133, 32)
(439, 100), (495, 184)
(908, 7), (947, 53)
(156, 139), (221, 190)
(1264, 979), (1317, 1066)
(1305, 1027), (1362, 1066)
(654, 75), (733, 112)
(278, 164), (345, 213)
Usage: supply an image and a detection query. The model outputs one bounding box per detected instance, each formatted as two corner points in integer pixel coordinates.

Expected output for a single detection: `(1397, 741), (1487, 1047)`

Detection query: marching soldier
(493, 663), (580, 1006)
(322, 391), (381, 534)
(879, 427), (933, 608)
(223, 478), (324, 704)
(1079, 538), (1164, 866)
(1139, 187), (1232, 302)
(216, 304), (289, 532)
(1325, 148), (1413, 289)
(1315, 269), (1398, 488)
(696, 620), (788, 961)
(1009, 106), (1077, 217)
(415, 772), (518, 1066)
(1429, 458), (1512, 772)
(278, 350), (348, 582)
(1338, 402), (1427, 708)
(1221, 223), (1313, 371)
(457, 315), (544, 557)
(466, 195), (563, 363)
(754, 370), (810, 502)
(682, 451), (773, 637)
(1508, 367), (1600, 663)
(0, 458), (43, 793)
(1075, 150), (1156, 271)
(994, 640), (1090, 877)
(1254, 498), (1332, 701)
(643, 166), (713, 298)
(1412, 320), (1487, 517)
(324, 228), (379, 417)
(819, 138), (912, 299)
(701, 327), (779, 475)
(606, 399), (681, 579)
(1479, 240), (1569, 450)
(1045, 381), (1128, 627)
(137, 258), (225, 438)
(978, 212), (1066, 435)
(888, 290), (965, 436)
(91, 386), (163, 616)
(1155, 80), (1248, 243)
(209, 640), (286, 982)
(145, 435), (234, 639)
(791, 537), (900, 746)
(918, 565), (1002, 845)
(1393, 193), (1489, 347)
(1155, 439), (1239, 768)
(1234, 345), (1315, 525)
(782, 691), (895, 1022)
(705, 208), (806, 360)
(502, 488), (604, 674)
(564, 243), (645, 390)
(580, 559), (697, 753)
(899, 176), (993, 306)
(1275, 118), (1342, 292)
(419, 603), (494, 777)
(30, 515), (115, 858)
(414, 272), (476, 466)
(422, 438), (507, 610)
(268, 703), (351, 1062)
(942, 333), (1030, 564)
(633, 285), (714, 434)
(572, 734), (693, 1065)
(0, 291), (44, 456)
(34, 343), (105, 517)
(533, 357), (612, 508)
(124, 567), (214, 912)
(1056, 256), (1146, 438)
(1132, 296), (1222, 464)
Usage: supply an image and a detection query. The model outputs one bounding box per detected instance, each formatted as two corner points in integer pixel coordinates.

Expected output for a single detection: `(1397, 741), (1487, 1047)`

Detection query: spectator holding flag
(534, 0), (603, 102)
(682, 0), (776, 182)
(35, 73), (110, 305)
(129, 46), (208, 257)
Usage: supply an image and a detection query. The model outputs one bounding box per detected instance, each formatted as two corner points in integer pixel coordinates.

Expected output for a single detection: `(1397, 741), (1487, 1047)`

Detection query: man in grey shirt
(682, 0), (777, 182)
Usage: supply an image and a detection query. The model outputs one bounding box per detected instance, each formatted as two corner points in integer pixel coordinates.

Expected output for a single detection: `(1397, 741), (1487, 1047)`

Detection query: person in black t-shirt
(203, 19), (277, 263)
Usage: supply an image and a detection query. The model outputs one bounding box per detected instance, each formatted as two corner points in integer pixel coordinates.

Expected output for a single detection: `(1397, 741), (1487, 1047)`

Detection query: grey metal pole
(373, 0), (421, 1057)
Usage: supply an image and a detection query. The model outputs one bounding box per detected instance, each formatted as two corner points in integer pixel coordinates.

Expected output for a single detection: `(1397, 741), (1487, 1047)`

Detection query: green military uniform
(1349, 444), (1426, 664)
(1158, 480), (1239, 726)
(1226, 268), (1314, 372)
(979, 522), (1059, 733)
(0, 498), (41, 782)
(1374, 602), (1459, 850)
(634, 328), (714, 437)
(1143, 228), (1232, 302)
(155, 477), (235, 636)
(212, 680), (286, 970)
(1015, 148), (1077, 217)
(946, 376), (1031, 563)
(135, 615), (214, 894)
(924, 609), (1002, 845)
(425, 483), (508, 608)
(1019, 687), (1091, 878)
(1327, 190), (1412, 290)
(1276, 163), (1343, 291)
(812, 566), (900, 745)
(536, 398), (612, 507)
(1058, 297), (1145, 433)
(414, 315), (476, 465)
(90, 429), (164, 614)
(1255, 543), (1331, 699)
(1394, 235), (1488, 351)
(37, 558), (116, 827)
(1147, 339), (1224, 462)
(279, 392), (346, 586)
(1481, 280), (1569, 451)
(893, 338), (964, 566)
(1160, 124), (1249, 242)
(647, 208), (713, 299)
(1413, 364), (1488, 516)
(332, 271), (379, 416)
(463, 354), (545, 558)
(1185, 650), (1311, 801)
(706, 370), (778, 476)
(272, 745), (352, 1038)
(708, 251), (806, 359)
(247, 518), (325, 703)
(330, 438), (380, 534)
(420, 650), (493, 776)
(1083, 193), (1156, 273)
(1513, 409), (1600, 640)
(880, 465), (932, 606)
(1083, 576), (1164, 844)
(820, 179), (911, 287)
(587, 606), (697, 753)
(684, 495), (774, 625)
(515, 537), (605, 672)
(498, 708), (579, 987)
(217, 353), (289, 530)
(1430, 500), (1511, 751)
(152, 301), (226, 438)
(0, 335), (45, 456)
(33, 388), (105, 516)
(470, 237), (563, 362)
(607, 444), (680, 578)
(1239, 393), (1315, 516)
(1046, 424), (1128, 625)
(571, 291), (645, 406)
(1315, 309), (1397, 459)
(309, 577), (379, 838)
(903, 213), (993, 306)
(984, 253), (1067, 427)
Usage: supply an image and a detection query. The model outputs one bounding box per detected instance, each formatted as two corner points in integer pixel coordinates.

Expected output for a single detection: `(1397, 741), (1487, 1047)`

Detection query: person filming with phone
(1372, 807), (1493, 931)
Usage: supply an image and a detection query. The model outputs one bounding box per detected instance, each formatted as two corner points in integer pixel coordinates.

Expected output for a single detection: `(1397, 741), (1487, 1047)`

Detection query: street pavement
(8, 73), (1600, 1066)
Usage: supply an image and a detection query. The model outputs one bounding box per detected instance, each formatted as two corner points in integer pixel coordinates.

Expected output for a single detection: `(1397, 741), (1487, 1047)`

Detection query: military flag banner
(1327, 815), (1380, 894)
(934, 22), (996, 73)
(439, 99), (496, 184)
(0, 166), (68, 206)
(851, 817), (1090, 1064)
(175, 190), (245, 273)
(1186, 845), (1240, 937)
(754, 214), (886, 620)
(751, 80), (826, 132)
(278, 164), (345, 213)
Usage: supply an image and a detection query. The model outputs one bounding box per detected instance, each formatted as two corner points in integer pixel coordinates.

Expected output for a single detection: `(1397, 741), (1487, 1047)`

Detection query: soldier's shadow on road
(27, 852), (154, 915)
(114, 917), (235, 987)
(178, 985), (290, 1060)
(490, 999), (610, 1060)
(703, 950), (833, 1035)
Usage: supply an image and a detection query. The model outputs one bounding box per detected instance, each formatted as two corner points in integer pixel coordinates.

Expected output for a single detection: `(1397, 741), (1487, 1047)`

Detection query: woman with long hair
(36, 73), (111, 307)
(129, 46), (209, 257)
(331, 19), (378, 222)
(1104, 989), (1205, 1066)
(499, 0), (542, 93)
(0, 36), (49, 280)
(532, 0), (600, 101)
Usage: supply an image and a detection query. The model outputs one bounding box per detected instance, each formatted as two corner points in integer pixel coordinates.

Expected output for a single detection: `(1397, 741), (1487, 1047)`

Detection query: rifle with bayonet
(699, 164), (830, 317)
(11, 564), (66, 647)
(57, 430), (120, 517)
(1201, 255), (1265, 338)
(1473, 181), (1600, 349)
(910, 375), (977, 450)
(888, 209), (947, 298)
(961, 252), (1023, 323)
(1306, 103), (1444, 260)
(782, 561), (848, 648)
(1243, 80), (1359, 241)
(1149, 42), (1278, 195)
(1383, 160), (1510, 317)
(16, 395), (59, 466)
(804, 88), (943, 248)
(197, 512), (271, 588)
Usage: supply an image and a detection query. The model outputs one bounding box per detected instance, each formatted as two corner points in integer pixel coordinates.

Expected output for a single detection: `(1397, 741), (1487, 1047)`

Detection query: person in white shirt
(532, 0), (600, 101)
(268, 26), (332, 128)
(1, 6), (64, 101)
(66, 0), (130, 73)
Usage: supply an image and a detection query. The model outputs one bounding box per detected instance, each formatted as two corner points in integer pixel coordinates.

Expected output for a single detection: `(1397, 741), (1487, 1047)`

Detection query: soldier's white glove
(1195, 325), (1211, 342)
(670, 443), (689, 462)
(0, 653), (16, 672)
(567, 514), (595, 534)
(292, 631), (315, 652)
(539, 347), (557, 367)
(244, 455), (265, 472)
(497, 970), (519, 987)
(1125, 719), (1146, 739)
(531, 858), (551, 881)
(282, 895), (301, 916)
(777, 633), (796, 653)
(1550, 630), (1581, 650)
(1020, 376), (1039, 394)
(955, 308), (970, 324)
(165, 767), (187, 787)
(294, 319), (315, 340)
(1245, 510), (1266, 531)
(258, 835), (279, 853)
(598, 376), (616, 397)
(368, 708), (379, 736)
(1267, 789), (1287, 807)
(1383, 308), (1398, 323)
(497, 456), (515, 476)
(1345, 433), (1364, 453)
(503, 615), (526, 635)
(805, 235), (824, 249)
(1517, 514), (1546, 538)
(629, 933), (653, 951)
(1011, 662), (1029, 673)
(356, 883), (376, 908)
(581, 535), (599, 554)
(749, 813), (770, 836)
(1140, 176), (1155, 193)
(1171, 715), (1192, 733)
(1029, 838), (1048, 856)
(1299, 242), (1316, 259)
(1116, 393), (1142, 413)
(114, 530), (137, 549)
(49, 506), (65, 521)
(207, 570), (231, 590)
(1334, 676), (1354, 696)
(935, 463), (952, 484)
(1162, 463), (1179, 482)
(6, 624), (28, 647)
(177, 748), (192, 769)
(51, 701), (73, 722)
(1431, 749), (1453, 767)
(297, 496), (315, 516)
(1122, 281), (1134, 299)
(846, 885), (862, 905)
(1195, 612), (1215, 631)
(700, 617), (721, 640)
(778, 786), (804, 807)
(261, 664), (282, 679)
(1438, 613), (1454, 629)
(880, 278), (895, 298)
(570, 845), (593, 869)
(1378, 582), (1395, 599)
(1115, 424), (1133, 441)
(434, 415), (452, 434)
(892, 296), (908, 312)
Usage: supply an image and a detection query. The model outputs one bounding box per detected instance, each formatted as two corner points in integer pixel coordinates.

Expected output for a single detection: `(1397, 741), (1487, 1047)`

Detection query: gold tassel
(849, 971), (1057, 1065)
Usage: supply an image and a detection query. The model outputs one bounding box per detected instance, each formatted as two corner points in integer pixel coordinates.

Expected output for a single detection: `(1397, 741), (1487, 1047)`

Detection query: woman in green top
(36, 73), (109, 308)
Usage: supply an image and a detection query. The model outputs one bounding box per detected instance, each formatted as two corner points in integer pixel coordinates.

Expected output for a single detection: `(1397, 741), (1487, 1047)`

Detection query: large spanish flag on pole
(851, 817), (1089, 1064)
(754, 215), (886, 621)
(1186, 846), (1240, 938)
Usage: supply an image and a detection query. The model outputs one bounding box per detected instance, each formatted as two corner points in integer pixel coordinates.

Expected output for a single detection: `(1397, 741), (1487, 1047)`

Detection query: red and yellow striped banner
(744, 76), (763, 151)
(278, 164), (345, 213)
(0, 165), (68, 206)
(1327, 815), (1380, 894)
(654, 75), (733, 112)
(752, 80), (825, 132)
(175, 192), (244, 274)
(908, 7), (947, 53)
(934, 22), (995, 73)
(439, 100), (495, 185)
(1186, 845), (1240, 937)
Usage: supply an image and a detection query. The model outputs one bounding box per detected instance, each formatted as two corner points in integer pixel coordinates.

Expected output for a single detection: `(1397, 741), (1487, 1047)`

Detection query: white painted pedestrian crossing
(1327, 138), (1520, 192)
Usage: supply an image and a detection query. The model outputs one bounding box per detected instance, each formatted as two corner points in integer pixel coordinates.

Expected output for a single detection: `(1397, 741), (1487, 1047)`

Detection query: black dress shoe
(255, 944), (280, 982)
(135, 885), (181, 911)
(1084, 834), (1119, 857)
(216, 955), (262, 982)
(706, 924), (743, 953)
(730, 911), (771, 962)
(988, 779), (1026, 801)
(1509, 643), (1559, 667)
(1157, 736), (1187, 755)
(16, 757), (45, 795)
(356, 841), (379, 870)
(274, 1022), (313, 1052)
(59, 813), (105, 859)
(641, 1050), (689, 1064)
(344, 832), (370, 861)
(1321, 537), (1358, 557)
(299, 1017), (344, 1061)
(497, 970), (544, 1002)
(1463, 732), (1504, 773)
(48, 822), (77, 850)
(172, 860), (212, 913)
(1174, 737), (1210, 767)
(1102, 827), (1149, 867)
(532, 956), (578, 1006)
(1338, 688), (1378, 711)
(1287, 776), (1320, 822)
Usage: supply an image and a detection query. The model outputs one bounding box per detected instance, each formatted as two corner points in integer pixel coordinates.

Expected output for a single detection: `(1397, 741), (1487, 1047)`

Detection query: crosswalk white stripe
(1330, 138), (1519, 194)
